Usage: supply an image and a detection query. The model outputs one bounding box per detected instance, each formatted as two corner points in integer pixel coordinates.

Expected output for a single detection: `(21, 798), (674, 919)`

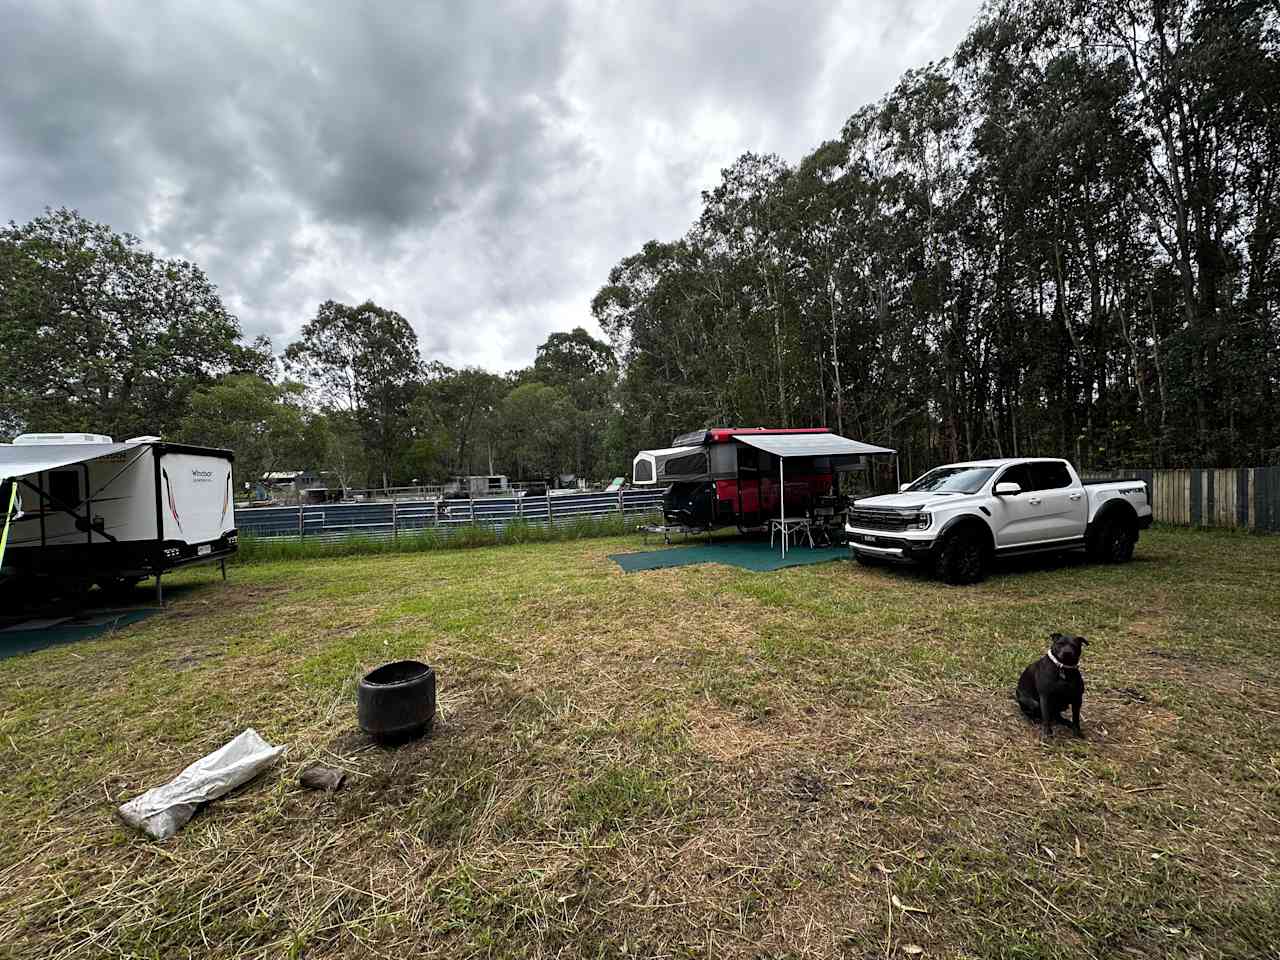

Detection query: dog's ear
(1049, 632), (1064, 643)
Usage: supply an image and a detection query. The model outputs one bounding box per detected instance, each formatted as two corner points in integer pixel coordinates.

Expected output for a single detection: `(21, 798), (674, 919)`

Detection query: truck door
(990, 464), (1045, 547)
(1029, 461), (1087, 541)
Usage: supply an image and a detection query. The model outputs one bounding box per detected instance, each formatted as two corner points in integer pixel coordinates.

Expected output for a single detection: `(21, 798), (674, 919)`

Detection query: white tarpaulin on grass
(117, 728), (285, 839)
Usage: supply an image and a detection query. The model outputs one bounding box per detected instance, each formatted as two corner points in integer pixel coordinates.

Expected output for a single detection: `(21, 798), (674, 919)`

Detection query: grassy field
(1, 527), (1278, 959)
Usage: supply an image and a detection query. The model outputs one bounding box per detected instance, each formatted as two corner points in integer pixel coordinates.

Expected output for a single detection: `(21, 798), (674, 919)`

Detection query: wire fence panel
(234, 489), (665, 543)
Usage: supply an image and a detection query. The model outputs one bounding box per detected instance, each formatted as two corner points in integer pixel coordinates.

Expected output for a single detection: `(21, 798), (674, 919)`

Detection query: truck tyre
(936, 528), (987, 585)
(1088, 516), (1135, 563)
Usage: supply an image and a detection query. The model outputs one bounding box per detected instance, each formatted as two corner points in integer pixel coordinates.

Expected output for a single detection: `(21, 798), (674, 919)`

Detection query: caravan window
(634, 459), (654, 483)
(47, 470), (80, 508)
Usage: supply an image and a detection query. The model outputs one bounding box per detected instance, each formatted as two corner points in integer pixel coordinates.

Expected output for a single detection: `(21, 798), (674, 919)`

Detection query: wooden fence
(1084, 467), (1280, 532)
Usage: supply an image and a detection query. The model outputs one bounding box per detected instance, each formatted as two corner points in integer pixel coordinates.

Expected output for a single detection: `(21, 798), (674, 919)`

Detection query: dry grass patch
(0, 527), (1278, 958)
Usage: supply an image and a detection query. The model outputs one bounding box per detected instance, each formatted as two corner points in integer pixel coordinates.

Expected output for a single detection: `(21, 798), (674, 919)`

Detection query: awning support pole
(896, 455), (901, 491)
(0, 482), (16, 570)
(779, 456), (786, 559)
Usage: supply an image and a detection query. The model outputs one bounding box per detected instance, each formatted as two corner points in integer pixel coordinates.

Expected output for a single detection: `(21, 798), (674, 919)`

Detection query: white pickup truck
(845, 458), (1153, 584)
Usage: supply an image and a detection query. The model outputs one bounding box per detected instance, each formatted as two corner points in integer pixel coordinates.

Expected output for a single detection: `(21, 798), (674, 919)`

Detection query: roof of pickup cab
(933, 457), (1068, 469)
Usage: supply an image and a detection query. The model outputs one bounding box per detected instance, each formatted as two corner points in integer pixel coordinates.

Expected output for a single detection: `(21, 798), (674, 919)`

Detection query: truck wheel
(1088, 518), (1135, 563)
(936, 529), (987, 585)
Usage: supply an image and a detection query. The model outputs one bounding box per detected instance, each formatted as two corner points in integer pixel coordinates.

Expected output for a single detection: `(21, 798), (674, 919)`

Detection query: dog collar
(1047, 650), (1080, 672)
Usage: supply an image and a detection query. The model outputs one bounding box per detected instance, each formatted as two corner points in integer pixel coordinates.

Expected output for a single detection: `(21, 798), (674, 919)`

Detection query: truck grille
(847, 509), (911, 532)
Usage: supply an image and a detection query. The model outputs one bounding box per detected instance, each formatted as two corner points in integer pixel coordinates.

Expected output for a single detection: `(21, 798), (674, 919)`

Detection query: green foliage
(9, 0), (1277, 480)
(592, 0), (1280, 469)
(177, 375), (319, 491)
(0, 208), (269, 439)
(532, 327), (618, 480)
(499, 382), (577, 480)
(409, 365), (508, 478)
(283, 300), (422, 486)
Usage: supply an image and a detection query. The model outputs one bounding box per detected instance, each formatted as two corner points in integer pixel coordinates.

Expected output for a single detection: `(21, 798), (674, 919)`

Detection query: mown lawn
(1, 527), (1278, 959)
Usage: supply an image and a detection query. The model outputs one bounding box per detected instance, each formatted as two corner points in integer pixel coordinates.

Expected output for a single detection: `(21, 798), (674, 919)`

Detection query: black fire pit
(357, 660), (436, 742)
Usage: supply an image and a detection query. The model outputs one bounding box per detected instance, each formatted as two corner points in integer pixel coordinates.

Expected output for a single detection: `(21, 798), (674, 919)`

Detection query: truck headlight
(912, 512), (932, 530)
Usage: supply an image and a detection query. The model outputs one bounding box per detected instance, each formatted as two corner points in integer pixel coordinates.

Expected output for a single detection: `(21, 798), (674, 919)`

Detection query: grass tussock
(0, 526), (1278, 958)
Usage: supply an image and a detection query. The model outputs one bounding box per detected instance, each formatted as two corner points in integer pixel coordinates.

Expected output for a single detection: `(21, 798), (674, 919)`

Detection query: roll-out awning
(0, 442), (133, 482)
(733, 433), (895, 458)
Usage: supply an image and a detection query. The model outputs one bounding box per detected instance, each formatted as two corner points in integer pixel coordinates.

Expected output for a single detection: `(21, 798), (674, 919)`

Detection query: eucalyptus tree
(284, 299), (422, 487)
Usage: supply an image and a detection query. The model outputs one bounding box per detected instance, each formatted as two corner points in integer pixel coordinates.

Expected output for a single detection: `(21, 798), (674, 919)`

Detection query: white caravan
(0, 433), (237, 602)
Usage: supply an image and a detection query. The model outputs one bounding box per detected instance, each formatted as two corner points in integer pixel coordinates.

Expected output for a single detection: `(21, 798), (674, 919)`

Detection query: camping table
(769, 517), (813, 549)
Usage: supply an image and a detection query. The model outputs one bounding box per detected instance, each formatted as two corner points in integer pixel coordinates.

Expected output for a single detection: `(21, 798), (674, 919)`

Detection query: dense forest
(597, 0), (1280, 474)
(3, 0), (1277, 488)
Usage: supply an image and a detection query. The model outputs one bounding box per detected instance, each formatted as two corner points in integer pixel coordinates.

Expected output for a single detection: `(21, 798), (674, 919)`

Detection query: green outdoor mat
(0, 608), (158, 660)
(609, 540), (849, 573)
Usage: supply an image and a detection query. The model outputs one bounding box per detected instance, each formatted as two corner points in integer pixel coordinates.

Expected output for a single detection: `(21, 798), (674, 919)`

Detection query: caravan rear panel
(158, 451), (236, 546)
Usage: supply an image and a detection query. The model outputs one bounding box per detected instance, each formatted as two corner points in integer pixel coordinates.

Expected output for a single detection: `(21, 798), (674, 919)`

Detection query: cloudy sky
(1, 0), (981, 371)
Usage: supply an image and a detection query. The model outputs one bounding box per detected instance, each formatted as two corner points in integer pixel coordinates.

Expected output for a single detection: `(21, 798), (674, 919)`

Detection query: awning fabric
(0, 442), (133, 482)
(734, 433), (895, 458)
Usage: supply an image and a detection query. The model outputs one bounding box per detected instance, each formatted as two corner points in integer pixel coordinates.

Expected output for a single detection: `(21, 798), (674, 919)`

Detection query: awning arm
(87, 446), (151, 505)
(16, 477), (118, 543)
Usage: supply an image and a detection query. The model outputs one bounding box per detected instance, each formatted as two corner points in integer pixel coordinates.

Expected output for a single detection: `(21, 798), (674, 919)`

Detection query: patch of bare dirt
(687, 703), (784, 762)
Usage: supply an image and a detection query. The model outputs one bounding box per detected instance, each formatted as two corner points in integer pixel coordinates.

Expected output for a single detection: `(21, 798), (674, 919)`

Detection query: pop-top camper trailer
(631, 427), (897, 532)
(0, 433), (237, 603)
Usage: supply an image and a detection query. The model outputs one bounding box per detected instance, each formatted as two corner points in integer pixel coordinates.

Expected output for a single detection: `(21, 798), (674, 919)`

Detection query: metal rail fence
(247, 480), (562, 507)
(1085, 467), (1280, 531)
(234, 488), (665, 543)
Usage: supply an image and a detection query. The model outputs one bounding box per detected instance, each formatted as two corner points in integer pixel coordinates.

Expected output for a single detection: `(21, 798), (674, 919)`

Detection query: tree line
(0, 209), (619, 491)
(3, 0), (1276, 489)
(596, 0), (1279, 472)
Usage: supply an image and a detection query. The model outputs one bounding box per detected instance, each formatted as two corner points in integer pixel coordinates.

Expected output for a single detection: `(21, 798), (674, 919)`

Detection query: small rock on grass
(299, 765), (346, 791)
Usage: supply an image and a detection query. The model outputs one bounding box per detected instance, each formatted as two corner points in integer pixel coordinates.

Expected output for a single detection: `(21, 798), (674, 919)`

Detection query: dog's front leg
(1038, 691), (1053, 740)
(1071, 696), (1082, 737)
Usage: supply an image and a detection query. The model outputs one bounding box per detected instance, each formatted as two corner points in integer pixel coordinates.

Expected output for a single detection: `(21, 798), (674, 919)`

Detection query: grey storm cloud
(0, 0), (981, 369)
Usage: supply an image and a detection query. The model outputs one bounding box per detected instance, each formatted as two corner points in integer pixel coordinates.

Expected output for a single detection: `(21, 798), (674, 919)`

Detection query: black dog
(1016, 633), (1087, 739)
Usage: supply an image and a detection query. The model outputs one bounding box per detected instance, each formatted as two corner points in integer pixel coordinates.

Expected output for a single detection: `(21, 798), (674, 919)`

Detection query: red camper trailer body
(637, 427), (837, 530)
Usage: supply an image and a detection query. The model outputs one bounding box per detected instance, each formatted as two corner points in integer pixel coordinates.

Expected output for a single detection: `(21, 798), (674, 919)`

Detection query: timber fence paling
(1083, 466), (1278, 531)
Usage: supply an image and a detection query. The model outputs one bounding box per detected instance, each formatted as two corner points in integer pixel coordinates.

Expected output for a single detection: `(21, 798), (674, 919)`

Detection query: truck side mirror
(899, 483), (911, 492)
(994, 481), (1021, 496)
